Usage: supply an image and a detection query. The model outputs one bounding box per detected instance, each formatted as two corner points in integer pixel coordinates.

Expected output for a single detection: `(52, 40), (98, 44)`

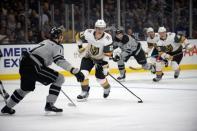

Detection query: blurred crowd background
(0, 0), (197, 44)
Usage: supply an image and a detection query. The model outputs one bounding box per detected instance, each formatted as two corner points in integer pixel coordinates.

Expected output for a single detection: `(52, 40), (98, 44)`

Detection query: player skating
(1, 27), (85, 115)
(112, 29), (156, 81)
(153, 27), (194, 82)
(75, 19), (113, 101)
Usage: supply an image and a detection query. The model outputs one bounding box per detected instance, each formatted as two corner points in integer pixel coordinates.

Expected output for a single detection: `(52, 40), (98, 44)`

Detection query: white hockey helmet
(158, 27), (166, 33)
(146, 27), (154, 33)
(95, 19), (106, 28)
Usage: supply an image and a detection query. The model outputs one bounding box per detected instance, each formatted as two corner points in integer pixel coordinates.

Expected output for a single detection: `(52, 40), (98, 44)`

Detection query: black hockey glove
(112, 55), (121, 62)
(70, 68), (85, 82)
(163, 59), (168, 67)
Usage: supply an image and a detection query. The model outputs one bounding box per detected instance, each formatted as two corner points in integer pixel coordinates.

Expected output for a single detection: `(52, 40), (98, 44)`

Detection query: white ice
(0, 70), (197, 131)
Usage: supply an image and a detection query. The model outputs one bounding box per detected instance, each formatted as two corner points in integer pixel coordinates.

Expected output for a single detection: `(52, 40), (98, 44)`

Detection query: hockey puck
(138, 100), (143, 103)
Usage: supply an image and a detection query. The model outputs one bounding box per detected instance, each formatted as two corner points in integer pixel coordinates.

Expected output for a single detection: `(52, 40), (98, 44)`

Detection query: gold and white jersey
(147, 33), (160, 44)
(157, 32), (182, 53)
(78, 29), (113, 60)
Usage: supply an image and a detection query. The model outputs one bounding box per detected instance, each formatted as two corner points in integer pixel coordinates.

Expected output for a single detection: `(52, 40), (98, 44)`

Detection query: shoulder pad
(174, 34), (183, 43)
(103, 33), (112, 46)
(84, 29), (94, 34)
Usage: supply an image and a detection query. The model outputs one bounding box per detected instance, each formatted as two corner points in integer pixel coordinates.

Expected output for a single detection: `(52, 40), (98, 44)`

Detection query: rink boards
(0, 40), (197, 80)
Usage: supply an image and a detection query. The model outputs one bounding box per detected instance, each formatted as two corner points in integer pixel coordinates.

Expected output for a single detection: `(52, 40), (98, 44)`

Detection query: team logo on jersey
(90, 45), (99, 56)
(165, 44), (173, 52)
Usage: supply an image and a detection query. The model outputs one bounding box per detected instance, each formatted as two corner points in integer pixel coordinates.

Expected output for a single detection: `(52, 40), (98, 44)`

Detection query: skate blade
(117, 79), (125, 82)
(0, 113), (15, 116)
(77, 98), (88, 102)
(44, 111), (63, 116)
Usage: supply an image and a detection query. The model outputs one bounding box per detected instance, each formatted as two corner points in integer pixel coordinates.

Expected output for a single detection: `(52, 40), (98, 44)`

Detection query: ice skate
(77, 91), (89, 102)
(117, 73), (126, 81)
(45, 103), (63, 113)
(1, 105), (15, 115)
(174, 69), (180, 79)
(103, 87), (111, 98)
(153, 73), (164, 82)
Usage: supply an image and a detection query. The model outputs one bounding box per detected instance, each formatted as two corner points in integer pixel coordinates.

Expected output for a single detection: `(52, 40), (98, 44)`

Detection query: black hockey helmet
(115, 29), (124, 34)
(50, 27), (62, 39)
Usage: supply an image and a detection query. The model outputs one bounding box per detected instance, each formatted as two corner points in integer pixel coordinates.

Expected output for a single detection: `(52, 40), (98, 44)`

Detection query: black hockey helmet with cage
(50, 27), (62, 39)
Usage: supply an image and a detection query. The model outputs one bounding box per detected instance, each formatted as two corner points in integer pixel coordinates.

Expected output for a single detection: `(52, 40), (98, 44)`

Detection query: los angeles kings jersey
(113, 35), (140, 55)
(30, 39), (73, 71)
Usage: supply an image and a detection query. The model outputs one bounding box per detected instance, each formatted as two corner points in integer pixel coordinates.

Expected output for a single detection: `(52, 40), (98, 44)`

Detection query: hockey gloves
(112, 54), (121, 62)
(160, 53), (173, 61)
(70, 68), (85, 82)
(78, 47), (85, 53)
(185, 43), (194, 51)
(112, 47), (122, 62)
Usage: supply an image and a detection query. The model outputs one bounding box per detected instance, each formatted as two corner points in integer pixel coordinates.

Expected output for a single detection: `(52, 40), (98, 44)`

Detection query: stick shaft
(108, 73), (143, 102)
(0, 82), (8, 104)
(61, 89), (76, 106)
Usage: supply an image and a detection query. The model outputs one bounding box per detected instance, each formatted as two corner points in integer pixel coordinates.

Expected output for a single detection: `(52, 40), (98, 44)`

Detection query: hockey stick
(0, 81), (8, 104)
(90, 57), (143, 103)
(61, 89), (77, 107)
(108, 73), (143, 103)
(129, 66), (142, 70)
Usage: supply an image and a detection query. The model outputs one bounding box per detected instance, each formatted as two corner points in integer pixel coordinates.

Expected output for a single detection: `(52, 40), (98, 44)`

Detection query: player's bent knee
(97, 78), (110, 89)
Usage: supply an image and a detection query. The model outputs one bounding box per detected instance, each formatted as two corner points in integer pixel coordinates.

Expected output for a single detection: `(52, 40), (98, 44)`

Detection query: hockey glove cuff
(161, 53), (173, 61)
(78, 46), (86, 54)
(112, 54), (121, 62)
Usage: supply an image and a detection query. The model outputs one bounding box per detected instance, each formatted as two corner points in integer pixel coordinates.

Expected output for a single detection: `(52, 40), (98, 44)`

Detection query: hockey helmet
(95, 19), (106, 28)
(146, 27), (154, 33)
(158, 27), (166, 33)
(50, 27), (63, 39)
(115, 29), (124, 34)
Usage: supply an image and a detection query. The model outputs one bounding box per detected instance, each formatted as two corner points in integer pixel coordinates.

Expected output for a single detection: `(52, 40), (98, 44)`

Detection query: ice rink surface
(0, 70), (197, 131)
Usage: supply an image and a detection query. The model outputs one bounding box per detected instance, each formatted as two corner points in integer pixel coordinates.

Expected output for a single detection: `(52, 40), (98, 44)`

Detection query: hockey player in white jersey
(75, 19), (113, 101)
(153, 27), (194, 82)
(112, 29), (156, 81)
(146, 27), (168, 73)
(1, 27), (85, 115)
(146, 27), (160, 59)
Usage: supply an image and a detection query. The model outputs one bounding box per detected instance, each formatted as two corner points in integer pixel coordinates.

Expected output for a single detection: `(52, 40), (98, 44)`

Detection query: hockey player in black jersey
(113, 29), (155, 81)
(1, 27), (85, 115)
